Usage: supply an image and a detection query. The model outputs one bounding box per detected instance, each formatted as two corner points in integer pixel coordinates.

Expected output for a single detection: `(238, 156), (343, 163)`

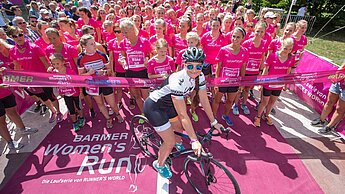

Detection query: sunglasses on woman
(12, 33), (24, 38)
(186, 64), (203, 71)
(114, 30), (122, 33)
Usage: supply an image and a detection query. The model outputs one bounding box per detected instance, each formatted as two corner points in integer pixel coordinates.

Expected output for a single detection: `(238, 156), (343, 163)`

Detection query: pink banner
(11, 88), (34, 115)
(290, 51), (345, 137)
(3, 69), (344, 88)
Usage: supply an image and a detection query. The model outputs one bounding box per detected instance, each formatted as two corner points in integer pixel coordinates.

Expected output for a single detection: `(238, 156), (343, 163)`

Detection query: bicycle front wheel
(184, 156), (240, 194)
(130, 115), (162, 159)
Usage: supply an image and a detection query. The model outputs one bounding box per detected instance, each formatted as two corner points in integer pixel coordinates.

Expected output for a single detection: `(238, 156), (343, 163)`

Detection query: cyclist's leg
(157, 127), (176, 166)
(167, 106), (183, 144)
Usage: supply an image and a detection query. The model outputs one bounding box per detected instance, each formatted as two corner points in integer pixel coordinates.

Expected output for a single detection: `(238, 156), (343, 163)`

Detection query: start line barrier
(2, 69), (345, 88)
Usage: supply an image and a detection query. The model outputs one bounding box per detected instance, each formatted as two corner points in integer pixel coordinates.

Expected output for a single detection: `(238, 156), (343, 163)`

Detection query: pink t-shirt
(263, 52), (294, 90)
(147, 56), (175, 75)
(242, 38), (268, 75)
(0, 52), (14, 69)
(138, 29), (150, 40)
(9, 42), (47, 72)
(192, 27), (208, 37)
(149, 35), (173, 48)
(76, 18), (101, 42)
(216, 46), (248, 78)
(45, 43), (79, 72)
(119, 37), (152, 71)
(266, 24), (275, 35)
(175, 48), (186, 68)
(56, 67), (80, 97)
(34, 37), (51, 51)
(108, 38), (125, 73)
(250, 32), (273, 47)
(292, 35), (308, 61)
(63, 31), (81, 48)
(172, 34), (188, 59)
(102, 31), (116, 44)
(201, 32), (227, 65)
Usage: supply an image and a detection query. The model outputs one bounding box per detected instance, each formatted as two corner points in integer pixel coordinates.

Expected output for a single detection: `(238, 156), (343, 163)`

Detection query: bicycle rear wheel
(184, 155), (240, 194)
(130, 115), (162, 159)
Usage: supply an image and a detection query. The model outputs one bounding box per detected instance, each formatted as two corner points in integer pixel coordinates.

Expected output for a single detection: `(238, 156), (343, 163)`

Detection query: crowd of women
(0, 0), (343, 150)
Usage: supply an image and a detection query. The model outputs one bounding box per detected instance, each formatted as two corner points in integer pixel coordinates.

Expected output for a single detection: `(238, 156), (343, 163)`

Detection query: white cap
(264, 11), (276, 18)
(39, 9), (49, 14)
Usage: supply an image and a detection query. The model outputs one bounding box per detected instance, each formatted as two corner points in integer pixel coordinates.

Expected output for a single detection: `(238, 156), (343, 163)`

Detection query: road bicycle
(130, 115), (241, 194)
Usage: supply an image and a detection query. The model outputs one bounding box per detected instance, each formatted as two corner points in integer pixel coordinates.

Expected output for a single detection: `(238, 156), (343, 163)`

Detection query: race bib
(222, 67), (240, 78)
(59, 87), (76, 97)
(246, 58), (261, 72)
(127, 52), (145, 69)
(154, 64), (171, 74)
(86, 86), (99, 96)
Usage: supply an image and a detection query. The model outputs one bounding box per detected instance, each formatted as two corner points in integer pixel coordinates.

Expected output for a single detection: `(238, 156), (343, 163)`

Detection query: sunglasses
(114, 30), (121, 33)
(12, 33), (24, 38)
(247, 26), (254, 28)
(30, 20), (38, 23)
(186, 64), (203, 71)
(17, 22), (26, 25)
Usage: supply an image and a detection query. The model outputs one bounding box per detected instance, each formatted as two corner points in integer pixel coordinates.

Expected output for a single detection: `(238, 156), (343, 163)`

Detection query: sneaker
(73, 122), (80, 132)
(318, 126), (335, 134)
(175, 143), (185, 151)
(18, 127), (38, 134)
(153, 160), (172, 179)
(311, 118), (328, 127)
(270, 108), (276, 115)
(33, 103), (42, 113)
(49, 113), (56, 123)
(249, 90), (255, 100)
(40, 105), (48, 115)
(241, 104), (250, 115)
(109, 109), (114, 116)
(129, 98), (136, 110)
(90, 109), (96, 118)
(253, 116), (261, 127)
(78, 117), (86, 127)
(232, 104), (239, 115)
(222, 115), (233, 126)
(189, 109), (199, 122)
(56, 113), (63, 123)
(264, 115), (274, 126)
(8, 141), (24, 150)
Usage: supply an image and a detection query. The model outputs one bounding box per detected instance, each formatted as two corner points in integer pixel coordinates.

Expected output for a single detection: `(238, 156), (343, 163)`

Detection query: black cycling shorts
(143, 98), (178, 132)
(262, 88), (282, 97)
(64, 96), (82, 115)
(219, 86), (239, 93)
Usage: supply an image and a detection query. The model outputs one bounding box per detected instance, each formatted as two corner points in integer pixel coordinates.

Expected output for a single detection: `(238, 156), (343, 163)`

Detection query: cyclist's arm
(198, 88), (216, 123)
(172, 97), (198, 140)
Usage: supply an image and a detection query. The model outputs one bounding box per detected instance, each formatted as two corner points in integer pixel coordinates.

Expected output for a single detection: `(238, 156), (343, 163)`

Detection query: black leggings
(64, 96), (82, 115)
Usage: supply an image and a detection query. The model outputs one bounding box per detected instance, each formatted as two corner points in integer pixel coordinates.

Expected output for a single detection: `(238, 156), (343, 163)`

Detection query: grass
(305, 30), (345, 66)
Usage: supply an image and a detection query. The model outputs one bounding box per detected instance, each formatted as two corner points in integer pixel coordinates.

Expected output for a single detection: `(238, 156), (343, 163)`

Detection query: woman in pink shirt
(101, 20), (116, 45)
(147, 39), (175, 79)
(7, 26), (62, 123)
(172, 17), (190, 60)
(192, 13), (208, 37)
(291, 20), (308, 70)
(201, 17), (227, 77)
(149, 19), (173, 56)
(34, 21), (51, 51)
(77, 7), (102, 43)
(131, 14), (150, 40)
(241, 22), (268, 115)
(58, 18), (82, 49)
(268, 22), (296, 56)
(119, 19), (152, 115)
(221, 14), (234, 34)
(212, 27), (248, 126)
(254, 38), (295, 127)
(108, 23), (126, 110)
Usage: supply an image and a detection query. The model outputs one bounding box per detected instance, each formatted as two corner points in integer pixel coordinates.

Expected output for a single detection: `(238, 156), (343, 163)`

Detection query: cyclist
(143, 47), (225, 179)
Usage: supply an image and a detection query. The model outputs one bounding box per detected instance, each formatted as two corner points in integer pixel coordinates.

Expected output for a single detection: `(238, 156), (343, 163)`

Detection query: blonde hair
(45, 27), (60, 36)
(0, 39), (13, 50)
(255, 21), (267, 30)
(80, 34), (94, 46)
(102, 20), (113, 29)
(282, 37), (294, 48)
(154, 18), (166, 34)
(296, 20), (308, 28)
(155, 38), (168, 50)
(119, 19), (138, 34)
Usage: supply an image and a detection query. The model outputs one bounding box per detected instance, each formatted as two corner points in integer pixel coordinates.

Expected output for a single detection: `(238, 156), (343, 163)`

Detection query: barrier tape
(2, 69), (345, 88)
